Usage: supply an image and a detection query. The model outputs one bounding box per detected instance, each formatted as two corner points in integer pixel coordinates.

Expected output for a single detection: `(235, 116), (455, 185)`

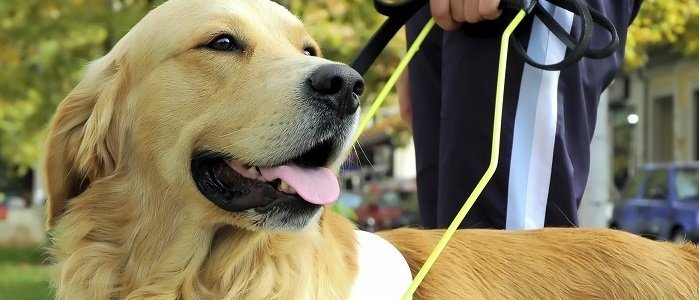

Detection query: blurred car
(610, 162), (699, 242)
(355, 189), (420, 232)
(0, 200), (6, 220)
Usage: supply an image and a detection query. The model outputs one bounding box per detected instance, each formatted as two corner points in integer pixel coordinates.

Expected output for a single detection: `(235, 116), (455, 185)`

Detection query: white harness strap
(349, 230), (413, 300)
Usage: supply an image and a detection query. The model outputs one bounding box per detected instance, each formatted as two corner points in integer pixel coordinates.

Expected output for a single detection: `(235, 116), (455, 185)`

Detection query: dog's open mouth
(190, 139), (340, 213)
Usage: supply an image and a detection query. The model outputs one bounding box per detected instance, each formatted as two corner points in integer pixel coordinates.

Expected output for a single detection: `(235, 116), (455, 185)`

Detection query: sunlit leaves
(625, 0), (699, 70)
(0, 0), (162, 174)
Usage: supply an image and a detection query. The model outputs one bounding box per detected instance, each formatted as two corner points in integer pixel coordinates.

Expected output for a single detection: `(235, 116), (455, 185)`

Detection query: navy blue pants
(406, 0), (642, 229)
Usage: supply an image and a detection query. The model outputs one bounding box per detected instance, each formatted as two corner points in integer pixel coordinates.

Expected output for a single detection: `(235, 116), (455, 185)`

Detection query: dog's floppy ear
(44, 56), (130, 229)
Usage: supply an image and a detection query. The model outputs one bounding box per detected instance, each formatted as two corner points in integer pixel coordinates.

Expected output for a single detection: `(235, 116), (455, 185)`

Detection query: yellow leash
(352, 16), (435, 142)
(400, 11), (526, 299)
(350, 10), (527, 299)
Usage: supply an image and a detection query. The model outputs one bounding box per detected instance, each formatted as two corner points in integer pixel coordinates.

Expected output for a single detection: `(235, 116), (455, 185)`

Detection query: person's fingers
(431, 0), (460, 30)
(463, 0), (483, 23)
(432, 0), (503, 28)
(450, 0), (466, 22)
(479, 0), (502, 20)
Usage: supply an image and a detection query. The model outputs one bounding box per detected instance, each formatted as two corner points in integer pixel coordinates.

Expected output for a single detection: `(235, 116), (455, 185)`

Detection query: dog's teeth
(279, 181), (289, 191)
(279, 181), (296, 194)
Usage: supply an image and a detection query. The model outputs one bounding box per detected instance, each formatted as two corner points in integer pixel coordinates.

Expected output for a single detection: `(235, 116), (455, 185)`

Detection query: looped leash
(505, 0), (619, 70)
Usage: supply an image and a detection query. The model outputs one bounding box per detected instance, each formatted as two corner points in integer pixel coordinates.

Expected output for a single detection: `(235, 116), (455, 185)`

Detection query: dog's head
(44, 0), (363, 232)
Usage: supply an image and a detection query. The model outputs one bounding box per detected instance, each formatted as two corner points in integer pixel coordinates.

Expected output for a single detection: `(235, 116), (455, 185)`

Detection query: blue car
(610, 162), (699, 242)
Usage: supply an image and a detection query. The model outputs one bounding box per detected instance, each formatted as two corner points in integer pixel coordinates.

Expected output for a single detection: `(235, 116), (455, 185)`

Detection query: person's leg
(505, 0), (641, 229)
(406, 6), (443, 229)
(437, 15), (526, 229)
(420, 0), (640, 229)
(543, 0), (641, 226)
(504, 2), (576, 230)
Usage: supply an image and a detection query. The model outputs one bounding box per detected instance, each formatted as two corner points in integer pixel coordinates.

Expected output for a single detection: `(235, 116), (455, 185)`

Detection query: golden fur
(44, 0), (699, 299)
(380, 228), (699, 299)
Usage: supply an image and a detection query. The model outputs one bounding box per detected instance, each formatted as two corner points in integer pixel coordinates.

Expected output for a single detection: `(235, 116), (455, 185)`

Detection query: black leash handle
(350, 0), (428, 76)
(509, 0), (619, 70)
(349, 0), (619, 75)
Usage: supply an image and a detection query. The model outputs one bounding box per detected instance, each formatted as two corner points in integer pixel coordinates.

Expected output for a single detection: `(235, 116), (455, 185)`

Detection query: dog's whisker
(216, 126), (280, 154)
(216, 128), (248, 139)
(552, 202), (578, 228)
(216, 125), (267, 139)
(216, 124), (280, 139)
(196, 126), (282, 161)
(355, 141), (374, 169)
(351, 145), (362, 170)
(338, 146), (360, 173)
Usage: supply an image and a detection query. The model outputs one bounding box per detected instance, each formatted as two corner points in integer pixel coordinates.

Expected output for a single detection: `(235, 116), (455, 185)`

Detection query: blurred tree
(0, 0), (165, 175)
(625, 0), (699, 70)
(0, 0), (404, 175)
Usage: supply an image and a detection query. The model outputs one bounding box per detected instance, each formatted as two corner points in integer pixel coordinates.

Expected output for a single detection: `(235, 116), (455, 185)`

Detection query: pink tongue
(259, 164), (339, 205)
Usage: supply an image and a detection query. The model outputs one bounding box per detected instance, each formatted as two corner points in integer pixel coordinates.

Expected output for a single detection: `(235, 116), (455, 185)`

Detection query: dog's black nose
(308, 64), (364, 116)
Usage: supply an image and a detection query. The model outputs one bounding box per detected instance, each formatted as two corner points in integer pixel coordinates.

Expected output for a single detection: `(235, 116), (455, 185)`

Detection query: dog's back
(379, 227), (699, 299)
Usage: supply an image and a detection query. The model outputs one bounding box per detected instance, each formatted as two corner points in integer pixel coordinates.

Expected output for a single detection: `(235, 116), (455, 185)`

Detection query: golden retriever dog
(44, 0), (699, 299)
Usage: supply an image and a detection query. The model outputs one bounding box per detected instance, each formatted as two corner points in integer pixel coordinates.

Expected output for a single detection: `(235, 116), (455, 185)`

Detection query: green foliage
(625, 0), (699, 70)
(0, 247), (51, 300)
(0, 0), (165, 175)
(0, 0), (403, 174)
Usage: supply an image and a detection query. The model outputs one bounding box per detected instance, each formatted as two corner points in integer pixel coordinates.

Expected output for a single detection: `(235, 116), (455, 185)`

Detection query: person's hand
(430, 0), (502, 30)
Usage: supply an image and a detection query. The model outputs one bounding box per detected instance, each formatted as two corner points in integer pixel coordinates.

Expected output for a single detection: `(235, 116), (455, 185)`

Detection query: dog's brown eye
(207, 35), (239, 51)
(303, 47), (316, 57)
